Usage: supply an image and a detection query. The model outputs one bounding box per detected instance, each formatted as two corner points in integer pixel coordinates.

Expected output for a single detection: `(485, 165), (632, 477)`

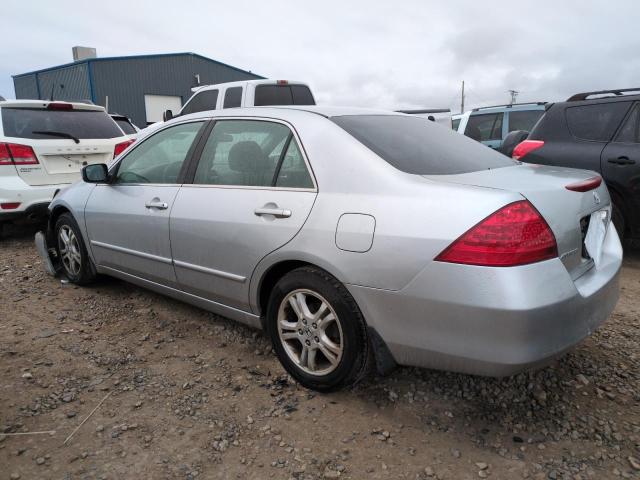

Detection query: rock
(476, 462), (489, 470)
(576, 374), (589, 386)
(628, 456), (640, 471)
(425, 467), (435, 477)
(324, 468), (341, 479)
(35, 457), (45, 465)
(21, 372), (33, 380)
(10, 474), (20, 479)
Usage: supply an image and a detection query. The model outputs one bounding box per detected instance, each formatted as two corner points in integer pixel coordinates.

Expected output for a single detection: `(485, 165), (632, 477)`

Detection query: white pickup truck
(163, 79), (316, 121)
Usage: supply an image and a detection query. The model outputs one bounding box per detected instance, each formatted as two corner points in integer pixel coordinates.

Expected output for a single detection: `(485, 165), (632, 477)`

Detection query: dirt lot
(1, 224), (639, 480)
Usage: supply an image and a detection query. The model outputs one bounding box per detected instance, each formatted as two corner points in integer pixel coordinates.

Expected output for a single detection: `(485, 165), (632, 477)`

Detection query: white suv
(0, 100), (132, 228)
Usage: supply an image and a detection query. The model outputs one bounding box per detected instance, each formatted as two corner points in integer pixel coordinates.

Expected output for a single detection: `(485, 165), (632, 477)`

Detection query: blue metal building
(12, 52), (263, 126)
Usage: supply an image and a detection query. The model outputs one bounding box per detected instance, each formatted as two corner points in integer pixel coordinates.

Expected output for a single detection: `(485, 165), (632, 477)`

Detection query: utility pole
(508, 89), (519, 105)
(460, 80), (465, 114)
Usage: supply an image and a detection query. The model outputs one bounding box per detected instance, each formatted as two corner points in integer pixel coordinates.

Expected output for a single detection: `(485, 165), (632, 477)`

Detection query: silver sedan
(36, 106), (622, 391)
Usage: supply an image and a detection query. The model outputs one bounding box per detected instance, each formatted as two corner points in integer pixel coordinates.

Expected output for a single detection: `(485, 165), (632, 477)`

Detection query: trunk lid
(425, 163), (611, 279)
(18, 140), (116, 186)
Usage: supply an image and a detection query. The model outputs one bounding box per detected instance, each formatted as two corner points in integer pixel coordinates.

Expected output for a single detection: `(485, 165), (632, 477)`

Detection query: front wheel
(266, 267), (370, 392)
(55, 213), (96, 285)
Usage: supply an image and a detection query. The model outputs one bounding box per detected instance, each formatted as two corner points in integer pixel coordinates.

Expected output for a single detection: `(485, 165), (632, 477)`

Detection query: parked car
(36, 107), (621, 391)
(511, 88), (640, 240)
(0, 100), (134, 231)
(396, 108), (452, 128)
(454, 102), (546, 149)
(110, 114), (139, 141)
(165, 79), (315, 121)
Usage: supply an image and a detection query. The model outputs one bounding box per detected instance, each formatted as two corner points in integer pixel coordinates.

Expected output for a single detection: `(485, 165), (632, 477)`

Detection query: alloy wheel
(58, 225), (82, 277)
(277, 289), (344, 376)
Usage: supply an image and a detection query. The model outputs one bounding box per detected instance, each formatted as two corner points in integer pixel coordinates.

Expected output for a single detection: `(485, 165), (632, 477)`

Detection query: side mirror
(162, 109), (174, 122)
(82, 163), (109, 183)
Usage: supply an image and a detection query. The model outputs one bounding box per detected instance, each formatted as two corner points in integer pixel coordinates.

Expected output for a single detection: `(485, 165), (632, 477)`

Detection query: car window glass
(451, 118), (460, 131)
(182, 90), (218, 115)
(615, 104), (640, 143)
(508, 110), (544, 132)
(465, 113), (503, 141)
(115, 122), (203, 184)
(223, 87), (243, 108)
(565, 102), (630, 141)
(332, 115), (515, 175)
(291, 85), (315, 105)
(114, 118), (136, 135)
(193, 120), (291, 187)
(275, 139), (314, 188)
(254, 85), (293, 106)
(1, 108), (123, 140)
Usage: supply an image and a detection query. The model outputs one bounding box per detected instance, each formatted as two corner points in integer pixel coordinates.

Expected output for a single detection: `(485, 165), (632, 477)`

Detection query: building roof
(12, 52), (263, 79)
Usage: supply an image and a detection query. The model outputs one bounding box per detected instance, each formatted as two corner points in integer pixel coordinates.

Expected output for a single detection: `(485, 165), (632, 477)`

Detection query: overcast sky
(3, 0), (640, 112)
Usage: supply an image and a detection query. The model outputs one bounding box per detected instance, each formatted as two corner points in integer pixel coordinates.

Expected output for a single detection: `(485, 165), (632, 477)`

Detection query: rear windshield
(331, 115), (515, 175)
(254, 85), (315, 106)
(114, 118), (136, 135)
(1, 108), (123, 140)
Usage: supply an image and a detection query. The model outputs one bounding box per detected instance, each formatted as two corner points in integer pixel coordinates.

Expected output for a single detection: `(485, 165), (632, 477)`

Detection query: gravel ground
(1, 223), (639, 480)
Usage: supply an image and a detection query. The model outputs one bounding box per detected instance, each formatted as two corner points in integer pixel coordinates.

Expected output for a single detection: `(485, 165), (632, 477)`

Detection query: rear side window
(1, 108), (123, 140)
(565, 102), (630, 141)
(182, 90), (218, 115)
(223, 87), (243, 108)
(451, 118), (461, 131)
(254, 85), (315, 106)
(465, 113), (503, 141)
(114, 118), (136, 135)
(332, 115), (515, 175)
(508, 110), (544, 132)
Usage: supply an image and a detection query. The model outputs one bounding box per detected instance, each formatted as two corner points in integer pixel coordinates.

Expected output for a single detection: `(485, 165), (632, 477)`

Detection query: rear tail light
(114, 139), (135, 158)
(47, 102), (74, 111)
(1, 202), (21, 210)
(0, 143), (39, 165)
(512, 140), (544, 160)
(435, 200), (557, 267)
(565, 175), (602, 192)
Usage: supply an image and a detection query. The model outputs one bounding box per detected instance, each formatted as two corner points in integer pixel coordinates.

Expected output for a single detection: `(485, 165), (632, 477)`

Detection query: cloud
(2, 0), (640, 112)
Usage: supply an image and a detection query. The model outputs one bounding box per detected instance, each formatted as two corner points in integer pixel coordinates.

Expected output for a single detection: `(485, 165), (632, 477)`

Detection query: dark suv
(512, 88), (640, 239)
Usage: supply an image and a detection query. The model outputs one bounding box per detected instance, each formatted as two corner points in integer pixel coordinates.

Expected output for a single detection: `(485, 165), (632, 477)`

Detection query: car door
(85, 120), (206, 286)
(601, 102), (640, 233)
(170, 118), (317, 312)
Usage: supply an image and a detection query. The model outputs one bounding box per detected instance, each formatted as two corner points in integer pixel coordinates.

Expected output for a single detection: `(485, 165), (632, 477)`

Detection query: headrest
(228, 141), (267, 173)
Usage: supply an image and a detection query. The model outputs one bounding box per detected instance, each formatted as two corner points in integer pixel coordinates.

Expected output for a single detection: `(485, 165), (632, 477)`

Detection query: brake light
(47, 102), (74, 111)
(0, 143), (11, 165)
(435, 200), (557, 267)
(512, 140), (544, 160)
(565, 176), (602, 192)
(0, 143), (39, 165)
(1, 202), (21, 210)
(276, 80), (289, 85)
(114, 139), (135, 158)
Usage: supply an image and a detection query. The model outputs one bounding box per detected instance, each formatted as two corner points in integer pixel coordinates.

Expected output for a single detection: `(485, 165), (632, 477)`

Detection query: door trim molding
(173, 259), (246, 283)
(90, 240), (173, 265)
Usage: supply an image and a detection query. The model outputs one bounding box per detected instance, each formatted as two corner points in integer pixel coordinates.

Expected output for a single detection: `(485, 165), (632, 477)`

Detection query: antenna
(460, 80), (465, 114)
(508, 89), (520, 105)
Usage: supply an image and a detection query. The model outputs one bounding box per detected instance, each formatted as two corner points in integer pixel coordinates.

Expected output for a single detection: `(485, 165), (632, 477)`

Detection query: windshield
(331, 115), (515, 175)
(1, 108), (123, 140)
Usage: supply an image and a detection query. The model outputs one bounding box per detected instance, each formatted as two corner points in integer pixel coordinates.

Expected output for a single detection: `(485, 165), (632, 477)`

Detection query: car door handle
(608, 156), (636, 165)
(254, 207), (292, 218)
(145, 200), (169, 210)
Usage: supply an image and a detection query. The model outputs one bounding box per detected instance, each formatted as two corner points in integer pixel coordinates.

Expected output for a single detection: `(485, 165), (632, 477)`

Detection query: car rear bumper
(0, 178), (67, 221)
(347, 224), (622, 377)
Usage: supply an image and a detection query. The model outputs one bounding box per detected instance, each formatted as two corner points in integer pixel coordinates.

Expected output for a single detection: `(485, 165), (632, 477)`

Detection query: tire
(54, 213), (96, 285)
(611, 201), (625, 241)
(266, 266), (370, 392)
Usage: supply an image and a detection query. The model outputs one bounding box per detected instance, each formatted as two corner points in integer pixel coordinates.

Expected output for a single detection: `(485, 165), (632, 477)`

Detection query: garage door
(144, 94), (182, 125)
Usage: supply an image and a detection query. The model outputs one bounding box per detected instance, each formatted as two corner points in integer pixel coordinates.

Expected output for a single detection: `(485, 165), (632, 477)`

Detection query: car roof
(191, 79), (311, 94)
(0, 99), (106, 112)
(469, 103), (546, 115)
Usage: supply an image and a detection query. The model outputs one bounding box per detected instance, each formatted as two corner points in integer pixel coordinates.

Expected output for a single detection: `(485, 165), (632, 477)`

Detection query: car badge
(593, 191), (601, 205)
